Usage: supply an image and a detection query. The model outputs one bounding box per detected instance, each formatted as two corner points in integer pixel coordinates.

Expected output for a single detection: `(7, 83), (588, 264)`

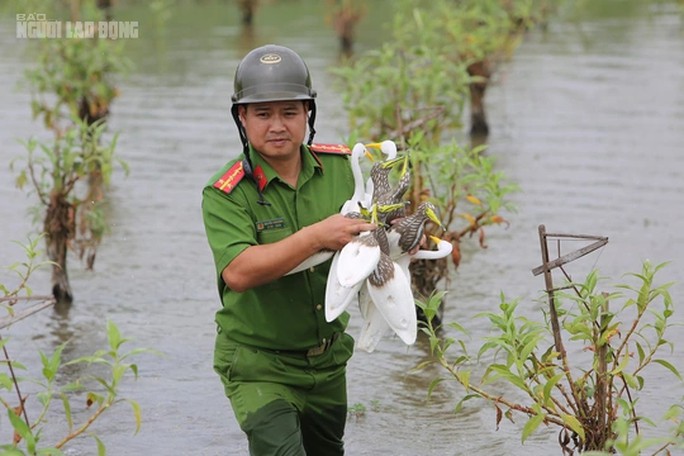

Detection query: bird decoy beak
(380, 155), (405, 169)
(428, 235), (443, 245)
(400, 154), (410, 175)
(426, 206), (446, 232)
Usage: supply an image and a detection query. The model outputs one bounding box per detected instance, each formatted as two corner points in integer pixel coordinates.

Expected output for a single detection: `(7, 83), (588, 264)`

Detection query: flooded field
(0, 1), (682, 454)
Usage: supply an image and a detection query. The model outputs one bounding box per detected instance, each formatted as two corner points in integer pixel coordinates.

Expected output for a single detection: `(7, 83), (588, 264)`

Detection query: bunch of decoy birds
(288, 140), (453, 352)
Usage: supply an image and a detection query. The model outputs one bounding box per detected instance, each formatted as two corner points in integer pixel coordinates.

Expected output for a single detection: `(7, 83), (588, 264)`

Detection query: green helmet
(231, 44), (318, 148)
(231, 44), (317, 104)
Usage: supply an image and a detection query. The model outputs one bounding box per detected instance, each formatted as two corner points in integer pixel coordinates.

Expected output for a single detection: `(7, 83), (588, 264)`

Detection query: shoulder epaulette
(213, 161), (245, 194)
(309, 143), (351, 155)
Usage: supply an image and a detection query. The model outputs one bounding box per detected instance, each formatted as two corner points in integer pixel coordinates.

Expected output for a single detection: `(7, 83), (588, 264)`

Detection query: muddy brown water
(1, 1), (683, 455)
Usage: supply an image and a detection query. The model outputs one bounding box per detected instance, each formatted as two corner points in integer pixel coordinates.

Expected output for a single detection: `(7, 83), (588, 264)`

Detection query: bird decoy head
(419, 202), (445, 232)
(365, 140), (398, 161)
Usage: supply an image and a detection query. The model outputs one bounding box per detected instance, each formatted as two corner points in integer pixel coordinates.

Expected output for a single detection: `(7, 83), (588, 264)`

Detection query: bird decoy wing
(357, 284), (392, 353)
(325, 251), (363, 322)
(285, 250), (334, 276)
(335, 232), (381, 288)
(358, 279), (372, 320)
(366, 256), (417, 345)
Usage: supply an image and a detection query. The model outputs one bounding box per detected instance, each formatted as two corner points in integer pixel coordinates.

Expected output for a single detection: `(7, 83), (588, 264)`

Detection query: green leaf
(426, 377), (444, 400)
(0, 373), (14, 390)
(128, 399), (142, 434)
(91, 433), (106, 456)
(653, 359), (682, 381)
(486, 364), (528, 391)
(60, 392), (73, 430)
(610, 354), (630, 376)
(455, 370), (471, 390)
(543, 373), (564, 406)
(635, 341), (645, 364)
(521, 413), (544, 443)
(107, 320), (124, 351)
(7, 408), (36, 452)
(453, 393), (479, 413)
(37, 447), (65, 455)
(561, 413), (585, 442)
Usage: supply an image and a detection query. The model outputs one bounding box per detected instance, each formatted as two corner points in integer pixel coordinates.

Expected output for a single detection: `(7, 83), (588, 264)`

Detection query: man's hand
(304, 214), (376, 251)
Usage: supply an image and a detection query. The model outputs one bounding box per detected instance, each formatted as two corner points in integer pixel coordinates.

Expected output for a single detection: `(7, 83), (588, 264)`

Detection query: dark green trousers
(214, 331), (354, 456)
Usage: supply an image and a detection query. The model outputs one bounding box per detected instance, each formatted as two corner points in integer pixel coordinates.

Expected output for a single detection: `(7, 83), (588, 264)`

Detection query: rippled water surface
(1, 2), (683, 455)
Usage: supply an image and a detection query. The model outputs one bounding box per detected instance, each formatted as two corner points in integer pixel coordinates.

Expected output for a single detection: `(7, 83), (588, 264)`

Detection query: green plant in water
(348, 402), (367, 420)
(14, 0), (132, 302)
(416, 261), (683, 455)
(0, 320), (152, 455)
(25, 35), (130, 134)
(12, 118), (128, 301)
(333, 0), (523, 317)
(1, 243), (153, 455)
(0, 236), (53, 307)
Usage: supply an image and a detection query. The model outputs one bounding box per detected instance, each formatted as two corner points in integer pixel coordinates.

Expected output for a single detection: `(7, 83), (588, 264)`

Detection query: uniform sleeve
(201, 185), (256, 285)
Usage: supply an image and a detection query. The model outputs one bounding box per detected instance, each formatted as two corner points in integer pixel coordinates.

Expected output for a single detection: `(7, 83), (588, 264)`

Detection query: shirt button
(316, 304), (322, 311)
(309, 267), (315, 273)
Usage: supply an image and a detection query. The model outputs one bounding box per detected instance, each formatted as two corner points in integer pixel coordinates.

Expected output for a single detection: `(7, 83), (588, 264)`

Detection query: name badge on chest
(255, 217), (286, 232)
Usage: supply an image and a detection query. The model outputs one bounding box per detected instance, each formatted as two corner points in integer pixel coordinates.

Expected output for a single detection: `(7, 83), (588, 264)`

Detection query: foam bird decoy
(358, 235), (453, 353)
(341, 142), (374, 215)
(364, 140), (398, 197)
(362, 227), (417, 345)
(333, 202), (406, 287)
(325, 203), (404, 322)
(318, 139), (450, 352)
(324, 244), (367, 322)
(373, 154), (411, 225)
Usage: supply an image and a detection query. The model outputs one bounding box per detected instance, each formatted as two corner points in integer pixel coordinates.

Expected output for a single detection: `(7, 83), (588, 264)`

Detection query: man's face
(239, 100), (308, 162)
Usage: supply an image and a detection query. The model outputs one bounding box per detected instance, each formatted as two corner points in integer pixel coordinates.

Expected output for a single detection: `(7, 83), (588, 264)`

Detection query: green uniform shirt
(202, 144), (355, 351)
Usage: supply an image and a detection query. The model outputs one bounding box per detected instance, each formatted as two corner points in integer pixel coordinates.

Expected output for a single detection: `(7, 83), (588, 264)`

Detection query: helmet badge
(259, 53), (282, 64)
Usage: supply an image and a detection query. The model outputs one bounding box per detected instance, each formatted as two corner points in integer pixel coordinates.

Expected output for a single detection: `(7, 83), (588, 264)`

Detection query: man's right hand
(304, 214), (376, 252)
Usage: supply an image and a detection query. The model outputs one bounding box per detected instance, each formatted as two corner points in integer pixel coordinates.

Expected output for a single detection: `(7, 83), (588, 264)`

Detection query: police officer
(202, 44), (375, 455)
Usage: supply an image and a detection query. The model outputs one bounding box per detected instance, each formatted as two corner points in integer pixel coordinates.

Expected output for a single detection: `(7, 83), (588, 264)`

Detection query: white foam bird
(365, 253), (417, 345)
(357, 236), (453, 352)
(364, 140), (398, 197)
(324, 246), (366, 322)
(341, 142), (373, 215)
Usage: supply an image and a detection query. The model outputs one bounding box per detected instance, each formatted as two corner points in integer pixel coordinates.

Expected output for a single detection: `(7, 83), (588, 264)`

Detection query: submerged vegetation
(12, 0), (130, 302)
(333, 0), (561, 317)
(417, 260), (683, 455)
(1, 239), (150, 454)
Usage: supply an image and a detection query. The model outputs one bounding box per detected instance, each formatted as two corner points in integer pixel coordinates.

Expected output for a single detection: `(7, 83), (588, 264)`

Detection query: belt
(277, 333), (338, 358)
(306, 334), (337, 357)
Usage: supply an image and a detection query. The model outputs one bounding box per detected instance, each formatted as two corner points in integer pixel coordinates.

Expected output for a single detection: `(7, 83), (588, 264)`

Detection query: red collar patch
(253, 165), (268, 192)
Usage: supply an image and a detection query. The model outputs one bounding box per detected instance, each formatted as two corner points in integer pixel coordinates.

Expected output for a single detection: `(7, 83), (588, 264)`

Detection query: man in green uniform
(202, 44), (375, 455)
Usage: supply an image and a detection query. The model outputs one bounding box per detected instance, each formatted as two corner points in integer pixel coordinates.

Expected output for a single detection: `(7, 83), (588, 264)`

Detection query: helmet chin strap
(231, 105), (249, 152)
(307, 102), (317, 145)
